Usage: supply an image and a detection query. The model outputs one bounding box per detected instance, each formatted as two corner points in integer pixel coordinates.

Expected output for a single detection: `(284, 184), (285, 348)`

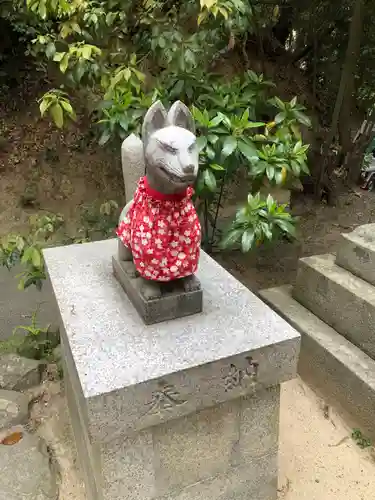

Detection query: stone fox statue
(116, 100), (201, 299)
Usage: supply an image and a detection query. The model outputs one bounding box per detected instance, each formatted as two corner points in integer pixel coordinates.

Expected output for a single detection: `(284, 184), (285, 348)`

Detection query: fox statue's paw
(118, 240), (133, 261)
(182, 274), (201, 293)
(141, 280), (162, 300)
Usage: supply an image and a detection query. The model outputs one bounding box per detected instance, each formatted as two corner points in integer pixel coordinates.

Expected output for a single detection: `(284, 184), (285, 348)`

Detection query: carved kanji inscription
(223, 356), (259, 392)
(145, 380), (187, 415)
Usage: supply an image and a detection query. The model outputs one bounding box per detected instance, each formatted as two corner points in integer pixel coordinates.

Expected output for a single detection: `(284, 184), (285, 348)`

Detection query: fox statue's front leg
(181, 275), (201, 293)
(118, 201), (134, 262)
(118, 199), (162, 300)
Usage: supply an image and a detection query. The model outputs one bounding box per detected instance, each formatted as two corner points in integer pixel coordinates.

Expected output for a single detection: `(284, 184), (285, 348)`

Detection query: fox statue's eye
(162, 143), (178, 154)
(188, 142), (196, 153)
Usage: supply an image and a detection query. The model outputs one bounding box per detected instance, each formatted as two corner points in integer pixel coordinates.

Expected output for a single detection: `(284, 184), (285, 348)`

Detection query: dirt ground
(1, 71), (375, 294)
(0, 73), (123, 240)
(279, 378), (375, 500)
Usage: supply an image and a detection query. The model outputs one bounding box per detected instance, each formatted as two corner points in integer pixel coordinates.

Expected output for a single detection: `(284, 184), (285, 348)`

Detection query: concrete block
(293, 253), (375, 360)
(159, 452), (277, 500)
(260, 285), (375, 440)
(237, 385), (279, 463)
(63, 345), (102, 500)
(101, 430), (155, 500)
(336, 224), (375, 286)
(112, 255), (202, 325)
(44, 239), (299, 500)
(153, 399), (239, 495)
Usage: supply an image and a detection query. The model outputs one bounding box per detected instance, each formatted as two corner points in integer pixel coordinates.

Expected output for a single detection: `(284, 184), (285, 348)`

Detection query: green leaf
(266, 194), (275, 212)
(222, 136), (237, 157)
(122, 67), (132, 81)
(238, 140), (258, 161)
(220, 229), (243, 248)
(275, 219), (296, 237)
(294, 111), (311, 127)
(39, 99), (52, 117)
(74, 63), (85, 83)
(266, 164), (275, 180)
(32, 248), (41, 268)
(274, 112), (286, 124)
(173, 79), (184, 95)
(196, 136), (207, 152)
(261, 222), (273, 240)
(106, 12), (116, 25)
(206, 145), (215, 159)
(217, 112), (231, 128)
(191, 106), (206, 124)
(210, 163), (225, 171)
(132, 68), (145, 82)
(209, 115), (223, 127)
(82, 45), (92, 60)
(50, 104), (64, 128)
(291, 160), (300, 175)
(245, 121), (265, 129)
(241, 230), (255, 252)
(241, 108), (250, 122)
(45, 42), (56, 59)
(274, 97), (286, 110)
(60, 100), (75, 119)
(293, 140), (303, 153)
(59, 54), (69, 74)
(274, 170), (283, 184)
(53, 52), (64, 62)
(203, 169), (217, 191)
(207, 134), (219, 145)
(300, 162), (310, 174)
(21, 247), (34, 264)
(290, 123), (301, 139)
(38, 0), (47, 19)
(99, 130), (111, 146)
(119, 117), (129, 131)
(290, 96), (297, 107)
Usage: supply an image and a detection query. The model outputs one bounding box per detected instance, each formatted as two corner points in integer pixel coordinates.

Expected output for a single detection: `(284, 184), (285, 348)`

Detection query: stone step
(260, 285), (375, 439)
(293, 253), (375, 360)
(336, 224), (375, 286)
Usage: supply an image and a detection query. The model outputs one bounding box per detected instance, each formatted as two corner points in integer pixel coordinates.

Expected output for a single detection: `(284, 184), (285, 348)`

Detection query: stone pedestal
(44, 239), (300, 500)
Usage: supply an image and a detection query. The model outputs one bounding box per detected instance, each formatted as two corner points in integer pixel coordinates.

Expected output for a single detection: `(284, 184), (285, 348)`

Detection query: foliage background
(1, 0), (373, 261)
(0, 0), (317, 254)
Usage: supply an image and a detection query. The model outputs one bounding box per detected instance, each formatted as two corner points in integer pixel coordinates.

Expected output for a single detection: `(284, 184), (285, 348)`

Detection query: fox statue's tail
(121, 133), (145, 204)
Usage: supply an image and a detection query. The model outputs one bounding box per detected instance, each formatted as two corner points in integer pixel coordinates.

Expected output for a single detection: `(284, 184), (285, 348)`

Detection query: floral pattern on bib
(116, 176), (201, 282)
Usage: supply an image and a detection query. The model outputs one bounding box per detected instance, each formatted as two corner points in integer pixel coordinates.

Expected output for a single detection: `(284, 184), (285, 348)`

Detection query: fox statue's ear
(142, 101), (167, 145)
(167, 101), (195, 134)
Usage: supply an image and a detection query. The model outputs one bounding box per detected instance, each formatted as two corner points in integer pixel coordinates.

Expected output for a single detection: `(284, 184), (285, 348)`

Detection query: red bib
(116, 177), (201, 282)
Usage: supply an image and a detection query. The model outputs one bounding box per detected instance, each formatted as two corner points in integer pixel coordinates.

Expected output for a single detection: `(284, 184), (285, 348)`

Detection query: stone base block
(293, 253), (375, 360)
(44, 239), (300, 500)
(260, 285), (375, 440)
(112, 255), (203, 324)
(336, 224), (375, 286)
(77, 388), (279, 500)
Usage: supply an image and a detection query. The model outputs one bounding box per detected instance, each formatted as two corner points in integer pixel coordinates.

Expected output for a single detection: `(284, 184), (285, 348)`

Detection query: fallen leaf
(1, 431), (23, 445)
